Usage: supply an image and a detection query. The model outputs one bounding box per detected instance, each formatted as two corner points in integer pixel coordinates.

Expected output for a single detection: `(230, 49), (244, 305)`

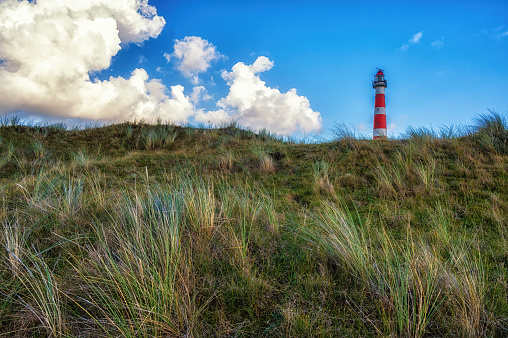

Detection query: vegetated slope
(0, 113), (507, 337)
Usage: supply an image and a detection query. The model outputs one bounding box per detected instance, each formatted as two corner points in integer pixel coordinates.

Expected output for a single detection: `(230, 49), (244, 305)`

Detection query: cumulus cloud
(196, 56), (322, 135)
(401, 31), (423, 50)
(165, 36), (222, 84)
(0, 0), (200, 122)
(0, 1), (320, 135)
(190, 86), (212, 104)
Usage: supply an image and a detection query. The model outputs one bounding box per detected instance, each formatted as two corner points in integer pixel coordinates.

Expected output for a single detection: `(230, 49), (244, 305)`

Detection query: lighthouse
(372, 69), (388, 140)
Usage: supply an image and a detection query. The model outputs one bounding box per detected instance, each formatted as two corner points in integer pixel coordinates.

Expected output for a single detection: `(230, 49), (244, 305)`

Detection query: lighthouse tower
(372, 69), (388, 140)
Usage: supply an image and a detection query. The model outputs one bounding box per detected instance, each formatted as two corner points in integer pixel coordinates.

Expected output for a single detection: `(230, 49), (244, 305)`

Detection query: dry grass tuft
(259, 153), (276, 174)
(313, 160), (334, 194)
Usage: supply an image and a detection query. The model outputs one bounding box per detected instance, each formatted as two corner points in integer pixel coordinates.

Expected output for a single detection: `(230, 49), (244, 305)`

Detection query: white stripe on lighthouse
(373, 128), (387, 137)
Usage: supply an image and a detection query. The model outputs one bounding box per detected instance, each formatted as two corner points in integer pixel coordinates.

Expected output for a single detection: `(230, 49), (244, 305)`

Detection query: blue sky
(0, 0), (507, 138)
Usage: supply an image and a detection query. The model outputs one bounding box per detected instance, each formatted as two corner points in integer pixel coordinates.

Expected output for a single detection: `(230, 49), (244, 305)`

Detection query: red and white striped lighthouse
(372, 69), (388, 140)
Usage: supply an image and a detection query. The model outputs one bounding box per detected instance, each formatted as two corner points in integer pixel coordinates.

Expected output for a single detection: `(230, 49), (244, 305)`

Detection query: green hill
(0, 113), (507, 337)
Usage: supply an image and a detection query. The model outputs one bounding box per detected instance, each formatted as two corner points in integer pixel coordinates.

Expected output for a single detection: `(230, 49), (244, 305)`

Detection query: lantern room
(372, 69), (387, 88)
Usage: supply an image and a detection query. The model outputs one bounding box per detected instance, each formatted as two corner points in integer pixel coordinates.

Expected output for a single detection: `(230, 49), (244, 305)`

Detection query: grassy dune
(0, 113), (507, 337)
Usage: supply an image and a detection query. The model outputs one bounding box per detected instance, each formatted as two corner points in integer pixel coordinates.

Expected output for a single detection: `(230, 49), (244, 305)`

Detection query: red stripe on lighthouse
(374, 114), (387, 129)
(375, 94), (385, 108)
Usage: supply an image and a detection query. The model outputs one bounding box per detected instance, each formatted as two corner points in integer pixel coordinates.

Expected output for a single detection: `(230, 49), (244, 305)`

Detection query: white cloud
(411, 32), (424, 43)
(166, 36), (223, 85)
(401, 31), (423, 50)
(190, 86), (212, 104)
(431, 36), (444, 50)
(156, 66), (168, 75)
(0, 0), (198, 123)
(195, 56), (322, 135)
(0, 1), (320, 135)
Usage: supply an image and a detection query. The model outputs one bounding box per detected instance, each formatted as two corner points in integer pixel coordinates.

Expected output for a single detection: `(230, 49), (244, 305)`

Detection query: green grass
(302, 200), (487, 337)
(0, 112), (507, 336)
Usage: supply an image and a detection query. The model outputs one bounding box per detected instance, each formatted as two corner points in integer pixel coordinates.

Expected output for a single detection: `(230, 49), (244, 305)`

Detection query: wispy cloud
(401, 31), (423, 50)
(481, 26), (508, 39)
(493, 26), (508, 39)
(431, 37), (444, 50)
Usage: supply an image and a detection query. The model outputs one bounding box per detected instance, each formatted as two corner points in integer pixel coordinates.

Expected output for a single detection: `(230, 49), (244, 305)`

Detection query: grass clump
(139, 124), (179, 150)
(16, 250), (66, 337)
(473, 110), (508, 154)
(302, 201), (487, 337)
(0, 142), (14, 170)
(77, 187), (191, 336)
(313, 160), (334, 194)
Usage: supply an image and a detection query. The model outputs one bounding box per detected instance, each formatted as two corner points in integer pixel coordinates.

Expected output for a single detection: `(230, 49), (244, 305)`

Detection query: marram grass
(0, 112), (507, 336)
(302, 201), (487, 337)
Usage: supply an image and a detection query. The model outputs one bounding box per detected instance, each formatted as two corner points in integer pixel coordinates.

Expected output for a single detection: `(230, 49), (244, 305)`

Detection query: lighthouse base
(373, 128), (388, 140)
